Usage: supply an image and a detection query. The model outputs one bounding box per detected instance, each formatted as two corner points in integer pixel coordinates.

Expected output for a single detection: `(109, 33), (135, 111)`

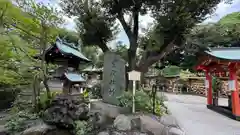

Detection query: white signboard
(128, 70), (141, 81)
(127, 70), (141, 113)
(204, 79), (209, 88)
(228, 80), (236, 91)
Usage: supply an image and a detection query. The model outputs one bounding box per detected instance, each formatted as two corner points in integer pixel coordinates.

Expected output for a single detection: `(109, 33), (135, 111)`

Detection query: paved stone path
(160, 93), (240, 135)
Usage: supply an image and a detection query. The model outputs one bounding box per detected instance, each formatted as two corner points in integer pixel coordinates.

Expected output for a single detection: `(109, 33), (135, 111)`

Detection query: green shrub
(39, 91), (60, 110)
(89, 85), (102, 99)
(74, 120), (93, 135)
(117, 90), (168, 116)
(5, 111), (39, 134)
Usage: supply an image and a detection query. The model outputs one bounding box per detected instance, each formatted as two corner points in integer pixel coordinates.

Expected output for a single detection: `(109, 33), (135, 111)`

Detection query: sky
(38, 0), (240, 47)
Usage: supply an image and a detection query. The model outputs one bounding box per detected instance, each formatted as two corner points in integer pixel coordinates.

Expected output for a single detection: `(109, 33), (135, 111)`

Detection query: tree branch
(137, 37), (178, 72)
(98, 42), (110, 53)
(117, 13), (133, 40)
(5, 23), (40, 39)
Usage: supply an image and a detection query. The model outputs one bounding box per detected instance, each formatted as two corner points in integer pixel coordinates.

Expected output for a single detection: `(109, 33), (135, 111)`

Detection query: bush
(89, 86), (102, 99)
(5, 110), (40, 134)
(74, 120), (93, 135)
(117, 90), (168, 116)
(39, 91), (60, 110)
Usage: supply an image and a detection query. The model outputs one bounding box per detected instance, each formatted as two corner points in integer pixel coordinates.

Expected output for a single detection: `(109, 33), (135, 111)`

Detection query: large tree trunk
(115, 4), (140, 90)
(127, 40), (138, 90)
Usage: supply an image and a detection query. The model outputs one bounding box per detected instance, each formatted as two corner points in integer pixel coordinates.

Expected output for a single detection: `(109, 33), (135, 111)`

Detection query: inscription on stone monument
(102, 52), (126, 105)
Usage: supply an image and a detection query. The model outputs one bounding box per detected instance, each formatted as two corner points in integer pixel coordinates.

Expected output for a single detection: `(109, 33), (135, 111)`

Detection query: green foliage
(81, 46), (101, 67)
(88, 86), (102, 99)
(212, 76), (221, 93)
(60, 0), (228, 71)
(38, 91), (59, 110)
(137, 0), (231, 71)
(5, 110), (39, 134)
(161, 66), (181, 77)
(58, 28), (79, 45)
(159, 11), (240, 71)
(218, 12), (240, 25)
(113, 44), (128, 62)
(74, 120), (93, 135)
(118, 90), (168, 116)
(60, 0), (118, 52)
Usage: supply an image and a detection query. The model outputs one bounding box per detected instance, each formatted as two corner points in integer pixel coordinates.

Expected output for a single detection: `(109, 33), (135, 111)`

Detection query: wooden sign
(128, 70), (141, 113)
(128, 70), (141, 81)
(228, 80), (235, 91)
(204, 79), (209, 88)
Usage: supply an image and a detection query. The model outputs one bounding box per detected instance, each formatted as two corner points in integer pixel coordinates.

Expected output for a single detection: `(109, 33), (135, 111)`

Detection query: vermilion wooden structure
(195, 47), (240, 120)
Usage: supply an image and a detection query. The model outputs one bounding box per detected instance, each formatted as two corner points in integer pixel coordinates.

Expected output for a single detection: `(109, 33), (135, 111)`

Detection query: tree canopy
(60, 0), (231, 72)
(161, 11), (240, 71)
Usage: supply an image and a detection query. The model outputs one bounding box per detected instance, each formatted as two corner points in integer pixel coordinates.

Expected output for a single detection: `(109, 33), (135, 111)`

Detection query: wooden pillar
(228, 63), (240, 117)
(205, 70), (213, 105)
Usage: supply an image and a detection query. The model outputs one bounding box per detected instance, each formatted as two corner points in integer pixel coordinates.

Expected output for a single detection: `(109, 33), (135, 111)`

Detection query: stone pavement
(160, 93), (240, 135)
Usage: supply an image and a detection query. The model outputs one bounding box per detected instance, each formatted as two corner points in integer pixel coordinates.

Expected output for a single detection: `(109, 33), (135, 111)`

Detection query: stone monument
(102, 51), (126, 105)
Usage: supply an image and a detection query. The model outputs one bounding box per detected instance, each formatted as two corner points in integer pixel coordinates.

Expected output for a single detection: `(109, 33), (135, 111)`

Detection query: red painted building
(196, 47), (240, 120)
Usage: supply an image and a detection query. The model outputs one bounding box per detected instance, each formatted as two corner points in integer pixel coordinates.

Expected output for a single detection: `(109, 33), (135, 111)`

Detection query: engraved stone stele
(102, 51), (126, 105)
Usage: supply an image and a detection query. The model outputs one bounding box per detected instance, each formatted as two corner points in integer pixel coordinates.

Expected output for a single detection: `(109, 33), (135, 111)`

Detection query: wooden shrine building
(196, 47), (240, 120)
(34, 38), (91, 94)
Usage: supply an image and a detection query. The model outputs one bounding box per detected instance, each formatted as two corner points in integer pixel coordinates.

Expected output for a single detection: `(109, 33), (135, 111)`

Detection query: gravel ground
(160, 93), (240, 135)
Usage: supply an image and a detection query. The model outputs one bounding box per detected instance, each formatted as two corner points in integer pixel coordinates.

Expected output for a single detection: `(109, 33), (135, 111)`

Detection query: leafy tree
(0, 1), (36, 87)
(14, 0), (63, 99)
(60, 0), (229, 73)
(0, 0), (63, 111)
(57, 28), (80, 45)
(112, 43), (128, 62)
(81, 46), (101, 68)
(161, 12), (240, 71)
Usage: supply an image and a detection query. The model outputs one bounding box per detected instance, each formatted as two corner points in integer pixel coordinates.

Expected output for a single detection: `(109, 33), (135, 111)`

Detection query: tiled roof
(205, 47), (240, 60)
(56, 41), (91, 62)
(64, 73), (86, 82)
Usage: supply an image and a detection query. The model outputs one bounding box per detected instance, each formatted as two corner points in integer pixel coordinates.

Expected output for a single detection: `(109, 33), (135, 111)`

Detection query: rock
(22, 123), (72, 135)
(132, 132), (148, 135)
(131, 117), (141, 130)
(45, 130), (72, 135)
(168, 127), (185, 135)
(98, 131), (110, 135)
(160, 115), (179, 128)
(140, 115), (167, 135)
(90, 101), (131, 118)
(114, 115), (131, 131)
(112, 131), (127, 135)
(88, 111), (113, 129)
(21, 123), (55, 135)
(23, 119), (44, 130)
(42, 94), (89, 129)
(0, 125), (8, 135)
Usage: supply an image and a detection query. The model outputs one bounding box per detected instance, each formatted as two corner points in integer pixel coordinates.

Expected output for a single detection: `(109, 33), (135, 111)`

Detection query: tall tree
(60, 0), (229, 73)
